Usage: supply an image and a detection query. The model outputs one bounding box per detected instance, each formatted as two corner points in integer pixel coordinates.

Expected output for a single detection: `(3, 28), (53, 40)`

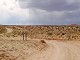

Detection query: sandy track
(6, 28), (13, 33)
(28, 40), (80, 60)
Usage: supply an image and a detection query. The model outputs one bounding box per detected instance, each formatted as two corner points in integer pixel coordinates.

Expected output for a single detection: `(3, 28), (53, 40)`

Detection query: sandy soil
(27, 40), (80, 60)
(0, 39), (80, 60)
(6, 28), (13, 33)
(0, 40), (47, 60)
(0, 27), (80, 60)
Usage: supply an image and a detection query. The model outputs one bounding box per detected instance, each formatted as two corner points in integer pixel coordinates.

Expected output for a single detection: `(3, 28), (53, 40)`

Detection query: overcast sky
(0, 0), (80, 25)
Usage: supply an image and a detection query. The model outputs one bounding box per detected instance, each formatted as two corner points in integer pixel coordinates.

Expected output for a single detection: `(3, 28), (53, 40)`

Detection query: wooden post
(22, 26), (27, 41)
(25, 32), (27, 41)
(22, 31), (27, 41)
(22, 31), (25, 40)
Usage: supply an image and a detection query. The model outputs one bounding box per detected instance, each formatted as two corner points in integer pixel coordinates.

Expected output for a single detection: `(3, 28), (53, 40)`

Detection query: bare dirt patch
(0, 40), (48, 60)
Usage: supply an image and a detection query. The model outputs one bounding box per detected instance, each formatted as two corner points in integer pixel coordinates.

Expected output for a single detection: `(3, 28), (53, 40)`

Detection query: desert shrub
(66, 34), (71, 40)
(12, 30), (22, 35)
(0, 26), (7, 34)
(47, 32), (53, 35)
(62, 33), (66, 35)
(0, 50), (14, 60)
(40, 40), (46, 43)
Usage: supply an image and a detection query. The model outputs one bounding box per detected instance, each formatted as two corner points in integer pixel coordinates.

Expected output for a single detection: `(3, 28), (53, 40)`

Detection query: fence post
(22, 31), (27, 41)
(22, 31), (24, 40)
(25, 32), (27, 41)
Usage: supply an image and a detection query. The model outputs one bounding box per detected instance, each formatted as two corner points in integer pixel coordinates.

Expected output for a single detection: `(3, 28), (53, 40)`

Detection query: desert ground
(0, 25), (80, 60)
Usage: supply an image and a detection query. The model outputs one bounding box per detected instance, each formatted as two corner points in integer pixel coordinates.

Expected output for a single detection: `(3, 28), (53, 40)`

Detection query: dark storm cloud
(65, 10), (80, 24)
(28, 9), (68, 25)
(17, 0), (80, 25)
(66, 11), (80, 19)
(28, 0), (66, 11)
(18, 0), (80, 11)
(28, 9), (80, 25)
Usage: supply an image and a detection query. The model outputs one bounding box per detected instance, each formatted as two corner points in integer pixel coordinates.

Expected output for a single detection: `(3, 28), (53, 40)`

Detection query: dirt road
(28, 40), (80, 60)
